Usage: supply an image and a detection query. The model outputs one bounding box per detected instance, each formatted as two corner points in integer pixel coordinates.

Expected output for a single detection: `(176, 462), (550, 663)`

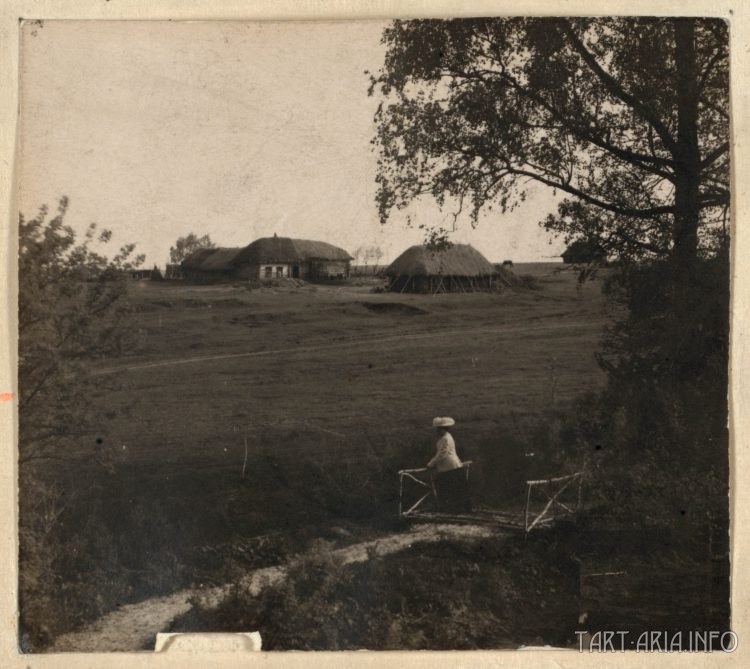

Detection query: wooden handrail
(397, 461), (473, 519)
(526, 471), (582, 485)
(398, 460), (473, 476)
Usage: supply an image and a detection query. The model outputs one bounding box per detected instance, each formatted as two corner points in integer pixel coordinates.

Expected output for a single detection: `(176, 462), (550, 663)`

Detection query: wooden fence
(524, 471), (584, 533)
(397, 462), (473, 519)
(397, 464), (584, 533)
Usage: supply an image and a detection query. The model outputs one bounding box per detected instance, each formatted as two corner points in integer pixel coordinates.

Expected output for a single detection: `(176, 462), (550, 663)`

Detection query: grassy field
(91, 263), (611, 469)
(71, 262), (616, 552)
(27, 263), (620, 648)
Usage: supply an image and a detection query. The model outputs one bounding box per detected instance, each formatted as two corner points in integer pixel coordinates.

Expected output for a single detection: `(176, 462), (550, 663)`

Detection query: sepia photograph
(13, 14), (731, 654)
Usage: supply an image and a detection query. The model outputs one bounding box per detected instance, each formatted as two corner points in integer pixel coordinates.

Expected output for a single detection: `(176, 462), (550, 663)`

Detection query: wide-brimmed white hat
(432, 416), (455, 428)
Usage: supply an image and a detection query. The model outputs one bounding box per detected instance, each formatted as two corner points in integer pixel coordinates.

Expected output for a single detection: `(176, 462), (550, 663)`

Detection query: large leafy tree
(370, 18), (729, 286)
(169, 232), (215, 264)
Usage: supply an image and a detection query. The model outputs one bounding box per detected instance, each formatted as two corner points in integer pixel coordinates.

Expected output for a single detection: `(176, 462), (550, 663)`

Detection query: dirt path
(51, 523), (499, 653)
(90, 320), (598, 376)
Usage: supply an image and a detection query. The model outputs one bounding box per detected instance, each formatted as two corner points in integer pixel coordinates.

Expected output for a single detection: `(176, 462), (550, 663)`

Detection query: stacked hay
(385, 244), (499, 293)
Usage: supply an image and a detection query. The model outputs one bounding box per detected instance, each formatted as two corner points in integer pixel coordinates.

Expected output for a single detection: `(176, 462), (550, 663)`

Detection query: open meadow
(81, 268), (604, 528)
(28, 264), (623, 648)
(92, 263), (610, 469)
(71, 263), (615, 546)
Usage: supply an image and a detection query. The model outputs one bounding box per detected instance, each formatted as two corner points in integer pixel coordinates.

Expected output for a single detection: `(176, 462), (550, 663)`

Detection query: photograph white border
(1, 1), (746, 667)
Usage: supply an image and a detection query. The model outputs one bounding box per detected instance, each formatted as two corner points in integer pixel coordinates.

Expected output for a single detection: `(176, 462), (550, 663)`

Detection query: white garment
(427, 432), (462, 473)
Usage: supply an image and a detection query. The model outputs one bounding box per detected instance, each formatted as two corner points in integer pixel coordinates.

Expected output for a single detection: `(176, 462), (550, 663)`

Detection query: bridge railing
(524, 471), (584, 533)
(398, 464), (582, 530)
(398, 461), (473, 519)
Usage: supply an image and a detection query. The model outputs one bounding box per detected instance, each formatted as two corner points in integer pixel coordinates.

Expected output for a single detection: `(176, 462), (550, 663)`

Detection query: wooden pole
(524, 482), (533, 533)
(430, 474), (439, 510)
(398, 473), (403, 519)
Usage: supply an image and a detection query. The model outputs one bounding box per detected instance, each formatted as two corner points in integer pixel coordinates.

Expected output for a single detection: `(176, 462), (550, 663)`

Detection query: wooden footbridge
(398, 462), (584, 533)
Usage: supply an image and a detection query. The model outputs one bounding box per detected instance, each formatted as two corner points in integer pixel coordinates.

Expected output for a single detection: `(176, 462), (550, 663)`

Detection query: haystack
(385, 244), (497, 293)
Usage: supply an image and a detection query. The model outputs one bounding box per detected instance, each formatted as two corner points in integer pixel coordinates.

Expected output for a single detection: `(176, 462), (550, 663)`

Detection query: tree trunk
(670, 19), (704, 373)
(672, 19), (701, 294)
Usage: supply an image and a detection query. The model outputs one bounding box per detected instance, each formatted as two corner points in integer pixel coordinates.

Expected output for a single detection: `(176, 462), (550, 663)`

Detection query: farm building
(235, 236), (352, 281)
(386, 244), (497, 293)
(181, 236), (352, 283)
(164, 263), (183, 280)
(181, 247), (245, 283)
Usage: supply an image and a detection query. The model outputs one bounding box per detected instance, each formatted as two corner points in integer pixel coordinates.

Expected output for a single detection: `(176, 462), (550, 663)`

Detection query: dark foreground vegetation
(172, 530), (582, 650)
(170, 517), (726, 650)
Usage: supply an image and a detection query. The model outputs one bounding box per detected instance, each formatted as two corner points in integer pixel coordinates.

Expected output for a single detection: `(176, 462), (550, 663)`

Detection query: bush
(18, 199), (145, 650)
(558, 253), (729, 534)
(171, 533), (581, 650)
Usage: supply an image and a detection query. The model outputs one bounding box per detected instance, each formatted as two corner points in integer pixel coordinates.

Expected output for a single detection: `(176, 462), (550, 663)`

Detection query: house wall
(308, 260), (350, 280)
(258, 263), (291, 279)
(297, 263), (310, 279)
(235, 264), (257, 279)
(233, 260), (343, 281)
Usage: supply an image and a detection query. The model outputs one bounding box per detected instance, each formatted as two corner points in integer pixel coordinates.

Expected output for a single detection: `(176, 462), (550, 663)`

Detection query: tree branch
(698, 44), (727, 91)
(555, 19), (678, 154)
(700, 142), (729, 170)
(508, 163), (674, 218)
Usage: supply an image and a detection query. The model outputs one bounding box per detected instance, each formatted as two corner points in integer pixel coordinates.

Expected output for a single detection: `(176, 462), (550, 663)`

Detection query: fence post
(524, 482), (532, 533)
(398, 473), (403, 519)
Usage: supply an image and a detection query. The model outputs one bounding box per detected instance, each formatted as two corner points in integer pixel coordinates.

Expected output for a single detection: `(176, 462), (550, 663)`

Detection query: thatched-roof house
(181, 236), (352, 283)
(235, 237), (352, 281)
(386, 244), (497, 293)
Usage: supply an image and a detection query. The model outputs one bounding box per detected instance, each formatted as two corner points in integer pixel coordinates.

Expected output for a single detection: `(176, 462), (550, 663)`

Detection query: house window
(264, 266), (272, 278)
(276, 266), (284, 278)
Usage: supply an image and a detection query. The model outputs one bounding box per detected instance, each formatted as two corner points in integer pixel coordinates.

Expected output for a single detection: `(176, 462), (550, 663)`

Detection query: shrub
(172, 533), (581, 650)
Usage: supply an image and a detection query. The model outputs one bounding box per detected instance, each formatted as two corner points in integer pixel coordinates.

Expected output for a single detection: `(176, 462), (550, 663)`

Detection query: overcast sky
(17, 19), (564, 266)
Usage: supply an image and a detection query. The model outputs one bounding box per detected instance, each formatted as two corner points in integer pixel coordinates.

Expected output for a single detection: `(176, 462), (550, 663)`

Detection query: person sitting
(426, 417), (471, 512)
